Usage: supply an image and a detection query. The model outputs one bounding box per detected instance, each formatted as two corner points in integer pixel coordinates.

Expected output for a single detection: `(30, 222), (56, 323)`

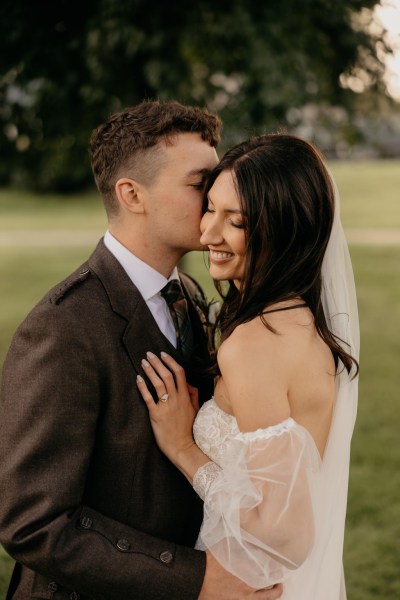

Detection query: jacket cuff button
(116, 538), (131, 552)
(159, 550), (173, 564)
(48, 582), (58, 592)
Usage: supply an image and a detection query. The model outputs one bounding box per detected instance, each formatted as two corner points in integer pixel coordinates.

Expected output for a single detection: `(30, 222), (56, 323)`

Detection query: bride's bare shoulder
(217, 317), (277, 363)
(217, 320), (291, 430)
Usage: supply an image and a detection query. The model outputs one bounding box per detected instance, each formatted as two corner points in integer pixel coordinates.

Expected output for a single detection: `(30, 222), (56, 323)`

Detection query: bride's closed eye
(229, 220), (244, 229)
(228, 219), (244, 229)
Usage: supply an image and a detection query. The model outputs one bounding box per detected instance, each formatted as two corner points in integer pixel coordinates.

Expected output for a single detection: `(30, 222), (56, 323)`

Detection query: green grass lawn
(0, 161), (399, 597)
(0, 187), (106, 231)
(343, 246), (400, 599)
(329, 160), (400, 229)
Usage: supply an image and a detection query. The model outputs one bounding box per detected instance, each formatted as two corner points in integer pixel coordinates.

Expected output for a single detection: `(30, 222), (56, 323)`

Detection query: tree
(0, 0), (387, 191)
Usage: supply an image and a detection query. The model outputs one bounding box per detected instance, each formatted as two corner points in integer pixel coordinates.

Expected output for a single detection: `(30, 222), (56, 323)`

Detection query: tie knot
(160, 280), (184, 307)
(160, 279), (194, 357)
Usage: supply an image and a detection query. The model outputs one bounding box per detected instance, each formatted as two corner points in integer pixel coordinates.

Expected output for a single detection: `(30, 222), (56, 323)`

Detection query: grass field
(0, 160), (399, 598)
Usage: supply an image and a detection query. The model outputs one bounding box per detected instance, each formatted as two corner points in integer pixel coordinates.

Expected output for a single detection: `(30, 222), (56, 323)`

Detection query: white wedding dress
(191, 183), (359, 599)
(193, 396), (350, 599)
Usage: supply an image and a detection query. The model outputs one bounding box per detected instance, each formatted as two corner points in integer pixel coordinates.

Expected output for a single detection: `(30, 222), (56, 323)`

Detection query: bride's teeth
(211, 251), (232, 258)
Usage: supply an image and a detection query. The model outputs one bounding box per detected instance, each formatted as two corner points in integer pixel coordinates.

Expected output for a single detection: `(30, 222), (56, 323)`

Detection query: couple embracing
(0, 100), (359, 600)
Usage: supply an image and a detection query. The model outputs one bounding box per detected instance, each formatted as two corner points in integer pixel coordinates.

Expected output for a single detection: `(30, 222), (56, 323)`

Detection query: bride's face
(200, 170), (246, 286)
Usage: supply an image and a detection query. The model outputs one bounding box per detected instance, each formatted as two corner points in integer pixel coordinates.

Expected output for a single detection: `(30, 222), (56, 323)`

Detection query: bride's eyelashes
(204, 206), (244, 229)
(230, 220), (244, 229)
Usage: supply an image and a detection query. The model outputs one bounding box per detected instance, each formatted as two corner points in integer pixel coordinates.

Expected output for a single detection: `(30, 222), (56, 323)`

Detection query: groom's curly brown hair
(89, 100), (222, 216)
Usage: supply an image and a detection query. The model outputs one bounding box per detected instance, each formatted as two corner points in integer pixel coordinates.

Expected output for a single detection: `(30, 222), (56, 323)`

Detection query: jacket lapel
(86, 240), (209, 384)
(87, 241), (176, 372)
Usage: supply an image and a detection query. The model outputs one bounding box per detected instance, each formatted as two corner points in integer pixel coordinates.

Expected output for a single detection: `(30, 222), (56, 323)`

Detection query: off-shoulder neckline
(208, 397), (295, 431)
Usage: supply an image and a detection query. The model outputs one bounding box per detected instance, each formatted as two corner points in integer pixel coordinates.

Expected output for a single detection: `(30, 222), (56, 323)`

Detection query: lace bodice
(193, 398), (238, 465)
(193, 397), (296, 465)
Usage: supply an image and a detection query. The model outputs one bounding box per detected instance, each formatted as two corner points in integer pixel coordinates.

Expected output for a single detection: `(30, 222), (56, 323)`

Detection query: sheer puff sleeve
(193, 418), (321, 589)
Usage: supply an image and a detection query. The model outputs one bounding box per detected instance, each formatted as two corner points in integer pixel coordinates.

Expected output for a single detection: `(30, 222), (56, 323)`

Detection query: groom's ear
(115, 178), (145, 214)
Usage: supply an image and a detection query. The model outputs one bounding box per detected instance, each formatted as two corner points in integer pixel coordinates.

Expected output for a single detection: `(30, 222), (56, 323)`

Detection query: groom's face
(142, 133), (219, 255)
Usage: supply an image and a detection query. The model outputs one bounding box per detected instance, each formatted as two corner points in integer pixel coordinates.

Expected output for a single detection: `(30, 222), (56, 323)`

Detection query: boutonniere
(194, 297), (220, 353)
(206, 299), (220, 326)
(193, 292), (220, 327)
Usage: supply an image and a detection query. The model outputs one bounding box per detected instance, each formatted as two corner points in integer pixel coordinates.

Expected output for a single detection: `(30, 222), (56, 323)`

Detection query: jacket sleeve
(0, 303), (205, 600)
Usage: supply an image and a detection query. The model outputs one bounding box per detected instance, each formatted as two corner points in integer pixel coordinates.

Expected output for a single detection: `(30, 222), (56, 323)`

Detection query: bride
(137, 134), (359, 599)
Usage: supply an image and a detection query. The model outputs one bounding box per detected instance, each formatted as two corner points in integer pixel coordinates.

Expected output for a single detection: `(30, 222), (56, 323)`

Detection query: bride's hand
(136, 351), (199, 463)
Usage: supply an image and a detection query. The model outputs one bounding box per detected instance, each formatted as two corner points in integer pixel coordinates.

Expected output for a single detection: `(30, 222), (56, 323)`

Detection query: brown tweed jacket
(0, 240), (214, 600)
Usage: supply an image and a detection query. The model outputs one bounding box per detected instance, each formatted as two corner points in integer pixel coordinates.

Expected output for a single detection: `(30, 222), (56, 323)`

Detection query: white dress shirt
(104, 230), (179, 347)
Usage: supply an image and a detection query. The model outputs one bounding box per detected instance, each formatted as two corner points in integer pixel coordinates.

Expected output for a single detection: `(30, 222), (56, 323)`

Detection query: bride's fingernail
(136, 375), (143, 382)
(142, 359), (150, 367)
(146, 351), (155, 359)
(160, 351), (169, 358)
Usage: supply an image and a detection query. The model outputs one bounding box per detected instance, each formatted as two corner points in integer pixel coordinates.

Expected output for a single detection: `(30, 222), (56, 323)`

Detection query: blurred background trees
(0, 0), (399, 192)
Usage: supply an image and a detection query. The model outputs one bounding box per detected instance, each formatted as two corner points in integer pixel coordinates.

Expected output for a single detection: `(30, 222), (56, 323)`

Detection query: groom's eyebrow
(185, 168), (212, 179)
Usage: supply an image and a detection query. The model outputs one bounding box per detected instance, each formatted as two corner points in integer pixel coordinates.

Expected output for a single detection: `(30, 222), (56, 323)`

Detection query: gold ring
(159, 393), (169, 403)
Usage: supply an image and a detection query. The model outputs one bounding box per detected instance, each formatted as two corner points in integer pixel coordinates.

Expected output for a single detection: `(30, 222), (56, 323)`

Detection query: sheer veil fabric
(282, 179), (360, 598)
(192, 180), (360, 599)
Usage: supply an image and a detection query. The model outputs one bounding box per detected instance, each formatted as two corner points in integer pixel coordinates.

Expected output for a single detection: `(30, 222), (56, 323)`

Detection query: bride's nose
(200, 214), (223, 246)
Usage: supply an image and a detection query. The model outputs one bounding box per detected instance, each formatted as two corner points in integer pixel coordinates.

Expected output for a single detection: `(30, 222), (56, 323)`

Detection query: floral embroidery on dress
(192, 461), (221, 501)
(234, 417), (296, 442)
(193, 398), (238, 466)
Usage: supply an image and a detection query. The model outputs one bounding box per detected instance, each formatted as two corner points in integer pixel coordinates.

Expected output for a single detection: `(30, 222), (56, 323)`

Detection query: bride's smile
(200, 169), (246, 284)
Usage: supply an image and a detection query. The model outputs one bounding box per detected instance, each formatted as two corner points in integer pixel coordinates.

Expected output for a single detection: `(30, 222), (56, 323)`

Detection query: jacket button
(70, 594), (80, 600)
(48, 581), (58, 592)
(116, 538), (131, 552)
(159, 550), (173, 564)
(80, 516), (92, 529)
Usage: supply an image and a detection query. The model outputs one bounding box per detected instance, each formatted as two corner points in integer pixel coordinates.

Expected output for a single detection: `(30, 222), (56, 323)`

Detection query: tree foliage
(0, 0), (383, 191)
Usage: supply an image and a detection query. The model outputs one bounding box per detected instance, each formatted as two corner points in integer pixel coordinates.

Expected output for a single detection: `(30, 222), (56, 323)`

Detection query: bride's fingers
(144, 352), (176, 394)
(141, 357), (171, 400)
(136, 375), (156, 414)
(160, 352), (187, 391)
(187, 384), (199, 413)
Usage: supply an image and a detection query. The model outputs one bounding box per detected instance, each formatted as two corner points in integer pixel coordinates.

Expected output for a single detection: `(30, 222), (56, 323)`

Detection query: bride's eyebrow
(206, 196), (244, 215)
(207, 195), (242, 211)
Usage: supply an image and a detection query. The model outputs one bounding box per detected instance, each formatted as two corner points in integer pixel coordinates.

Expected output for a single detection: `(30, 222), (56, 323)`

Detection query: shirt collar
(104, 230), (179, 301)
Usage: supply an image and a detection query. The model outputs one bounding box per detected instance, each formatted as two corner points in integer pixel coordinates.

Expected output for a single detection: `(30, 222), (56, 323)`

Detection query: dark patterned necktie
(160, 280), (194, 357)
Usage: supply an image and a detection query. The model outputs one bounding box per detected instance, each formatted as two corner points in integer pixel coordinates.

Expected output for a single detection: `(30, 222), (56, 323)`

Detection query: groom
(0, 100), (282, 599)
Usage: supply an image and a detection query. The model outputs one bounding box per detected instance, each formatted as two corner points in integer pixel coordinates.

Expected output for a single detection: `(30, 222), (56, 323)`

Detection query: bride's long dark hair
(204, 134), (358, 376)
